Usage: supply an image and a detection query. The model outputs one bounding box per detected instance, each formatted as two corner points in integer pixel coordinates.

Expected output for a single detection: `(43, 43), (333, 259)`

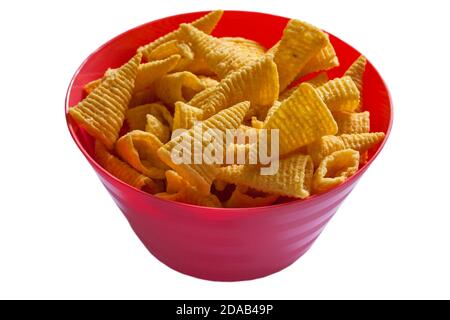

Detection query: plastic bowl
(66, 10), (392, 281)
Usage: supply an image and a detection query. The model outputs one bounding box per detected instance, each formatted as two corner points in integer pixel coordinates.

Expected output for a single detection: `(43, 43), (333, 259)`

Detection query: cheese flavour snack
(68, 11), (385, 207)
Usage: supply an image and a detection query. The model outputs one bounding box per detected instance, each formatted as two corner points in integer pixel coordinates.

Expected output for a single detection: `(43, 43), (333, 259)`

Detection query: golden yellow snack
(83, 68), (116, 94)
(333, 111), (370, 134)
(223, 143), (259, 166)
(270, 19), (328, 91)
(94, 140), (156, 191)
(126, 104), (151, 131)
(84, 77), (103, 94)
(340, 132), (385, 151)
(145, 114), (171, 143)
(297, 35), (339, 77)
(125, 102), (172, 131)
(155, 190), (222, 207)
(278, 87), (299, 103)
(147, 40), (189, 60)
(307, 132), (385, 166)
(221, 37), (266, 54)
(312, 149), (360, 193)
(115, 130), (169, 179)
(153, 71), (205, 106)
(68, 53), (141, 150)
(129, 89), (157, 108)
(127, 103), (158, 131)
(307, 135), (345, 166)
(198, 75), (219, 88)
(84, 54), (179, 99)
(74, 15), (387, 206)
(145, 37), (215, 75)
(251, 116), (264, 129)
(139, 10), (224, 60)
(189, 55), (279, 118)
(316, 76), (360, 112)
(225, 186), (279, 208)
(245, 101), (277, 122)
(157, 101), (250, 195)
(180, 24), (264, 79)
(147, 103), (173, 129)
(263, 83), (338, 156)
(165, 170), (184, 194)
(344, 55), (367, 111)
(306, 72), (329, 87)
(238, 124), (258, 134)
(135, 55), (181, 92)
(157, 170), (222, 207)
(218, 153), (314, 199)
(263, 100), (281, 125)
(148, 40), (194, 69)
(278, 72), (329, 101)
(185, 58), (215, 75)
(172, 102), (204, 133)
(180, 187), (222, 207)
(344, 55), (366, 94)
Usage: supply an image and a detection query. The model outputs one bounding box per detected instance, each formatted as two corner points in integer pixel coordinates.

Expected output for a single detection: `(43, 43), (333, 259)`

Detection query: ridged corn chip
(148, 40), (194, 69)
(180, 23), (264, 78)
(155, 190), (222, 207)
(218, 153), (314, 198)
(278, 72), (329, 101)
(83, 68), (116, 94)
(344, 55), (366, 94)
(316, 76), (360, 112)
(165, 170), (184, 194)
(139, 10), (224, 60)
(307, 132), (385, 165)
(306, 72), (329, 87)
(263, 100), (281, 125)
(71, 14), (387, 207)
(125, 102), (169, 131)
(313, 149), (359, 193)
(344, 55), (367, 111)
(297, 35), (339, 77)
(225, 186), (279, 208)
(84, 77), (103, 95)
(271, 19), (327, 91)
(172, 102), (204, 132)
(68, 53), (141, 150)
(115, 130), (169, 179)
(154, 71), (205, 106)
(157, 101), (250, 195)
(221, 37), (266, 54)
(158, 170), (222, 207)
(145, 114), (171, 143)
(333, 111), (370, 134)
(95, 140), (156, 191)
(251, 117), (264, 129)
(189, 55), (279, 118)
(128, 89), (157, 108)
(198, 75), (219, 89)
(264, 83), (338, 155)
(135, 55), (181, 92)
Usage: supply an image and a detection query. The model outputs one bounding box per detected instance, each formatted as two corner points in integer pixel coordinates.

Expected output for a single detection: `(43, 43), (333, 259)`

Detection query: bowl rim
(65, 9), (393, 212)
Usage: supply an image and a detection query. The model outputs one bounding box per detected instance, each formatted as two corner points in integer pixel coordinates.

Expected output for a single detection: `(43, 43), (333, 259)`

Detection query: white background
(1, 0), (449, 299)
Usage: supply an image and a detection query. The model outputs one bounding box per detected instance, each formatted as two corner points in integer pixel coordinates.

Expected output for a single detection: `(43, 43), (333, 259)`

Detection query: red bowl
(66, 10), (392, 281)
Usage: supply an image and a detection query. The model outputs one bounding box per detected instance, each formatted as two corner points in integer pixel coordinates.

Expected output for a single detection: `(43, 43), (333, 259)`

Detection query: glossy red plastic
(66, 11), (392, 281)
